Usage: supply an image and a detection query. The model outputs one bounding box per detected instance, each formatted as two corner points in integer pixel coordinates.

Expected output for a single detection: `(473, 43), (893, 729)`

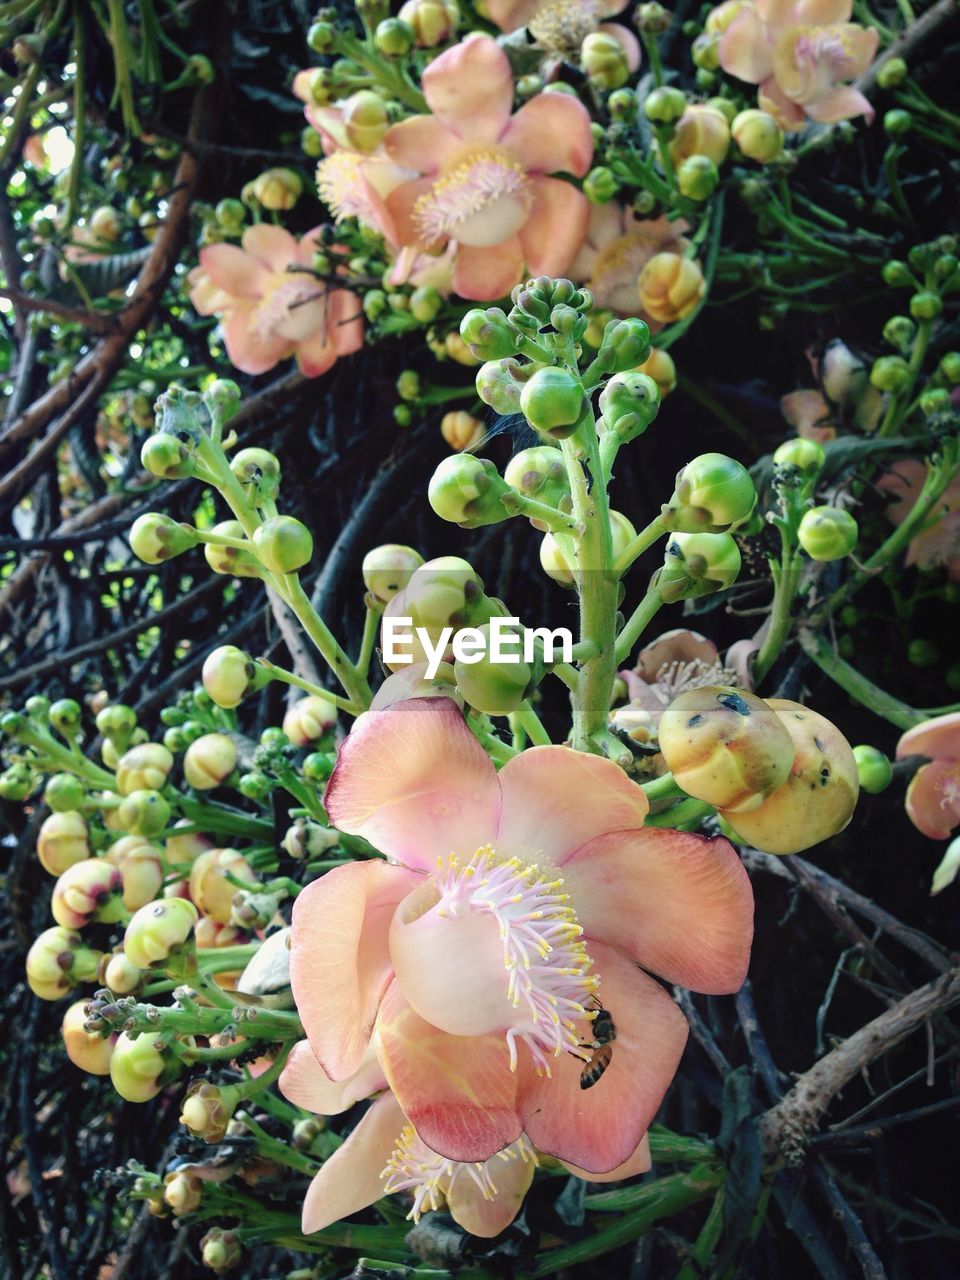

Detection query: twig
(858, 0), (960, 96)
(808, 1161), (889, 1280)
(0, 287), (120, 334)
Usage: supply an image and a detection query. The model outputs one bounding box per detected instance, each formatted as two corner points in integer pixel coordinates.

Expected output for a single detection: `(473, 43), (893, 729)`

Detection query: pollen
(412, 150), (531, 247)
(316, 151), (374, 223)
(528, 0), (602, 52)
(382, 1124), (537, 1222)
(434, 846), (599, 1074)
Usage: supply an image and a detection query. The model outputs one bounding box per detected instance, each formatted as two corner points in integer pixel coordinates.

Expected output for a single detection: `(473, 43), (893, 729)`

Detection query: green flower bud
(454, 622), (533, 716)
(26, 926), (102, 1001)
(215, 198), (245, 230)
(663, 453), (756, 533)
(342, 90), (389, 153)
(124, 897), (199, 969)
(251, 167), (302, 211)
(117, 789), (172, 838)
(541, 510), (636, 585)
(110, 1031), (172, 1102)
(410, 286), (442, 323)
(870, 354), (910, 391)
(52, 858), (126, 929)
(252, 516), (313, 574)
(302, 752), (335, 783)
(909, 290), (942, 320)
(643, 85), (686, 124)
(658, 686), (795, 812)
(608, 87), (637, 120)
(692, 31), (721, 70)
(362, 544), (424, 604)
(375, 16), (414, 55)
(876, 56), (907, 89)
(181, 1079), (239, 1143)
(0, 763), (33, 801)
(460, 308), (517, 360)
(129, 513), (199, 565)
(476, 357), (531, 415)
(596, 371), (660, 443)
(204, 519), (263, 578)
(184, 733), (238, 790)
(882, 314), (916, 350)
(503, 446), (570, 514)
(731, 108), (783, 163)
(584, 166), (619, 204)
(25, 695), (50, 721)
(636, 1), (670, 32)
(238, 771), (272, 801)
(853, 744), (893, 794)
(919, 387), (950, 416)
(230, 448), (281, 504)
(656, 531), (742, 603)
(202, 645), (259, 709)
(200, 1227), (242, 1275)
(798, 506), (858, 561)
(595, 316), (652, 376)
(164, 1170), (203, 1216)
(721, 700), (858, 854)
(383, 556), (499, 669)
(519, 367), (585, 438)
(96, 703), (137, 742)
(307, 19), (335, 52)
(883, 108), (912, 136)
(363, 289), (388, 321)
(37, 810), (90, 875)
(907, 638), (938, 667)
(49, 698), (82, 735)
(581, 32), (629, 89)
(428, 455), (511, 528)
(934, 253), (958, 281)
(677, 154), (719, 201)
(62, 1000), (115, 1076)
(773, 436), (826, 477)
(141, 432), (196, 479)
(881, 260), (912, 287)
(116, 743), (174, 796)
(939, 352), (960, 383)
(282, 695), (338, 746)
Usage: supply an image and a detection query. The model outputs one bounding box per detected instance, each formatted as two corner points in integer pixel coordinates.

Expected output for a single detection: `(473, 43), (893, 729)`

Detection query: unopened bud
(44, 773), (85, 812)
(655, 531), (741, 603)
(165, 821), (214, 869)
(106, 835), (164, 910)
(184, 733), (238, 790)
(200, 1226), (242, 1274)
(504, 446), (570, 516)
(103, 951), (142, 995)
(597, 371), (660, 442)
(190, 848), (258, 924)
(110, 1031), (172, 1102)
(798, 506), (858, 561)
(49, 698), (82, 735)
(453, 622), (533, 716)
(375, 17), (414, 56)
(181, 1079), (239, 1143)
(638, 253), (705, 324)
(643, 85), (686, 124)
(870, 355), (910, 392)
(671, 105), (730, 166)
(163, 1170), (203, 1216)
(62, 1001), (115, 1075)
(732, 109), (783, 163)
(202, 645), (259, 709)
(282, 695), (337, 746)
(116, 742), (174, 795)
(252, 516), (313, 574)
(428, 455), (511, 527)
(441, 410), (485, 452)
(37, 810), (90, 875)
(663, 453), (756, 532)
(362, 544), (424, 604)
(342, 90), (389, 152)
(541, 510), (636, 585)
(204, 520), (263, 578)
(124, 897), (199, 968)
(52, 858), (126, 929)
(677, 155), (719, 201)
(853, 744), (893, 794)
(117, 789), (171, 837)
(230, 448), (281, 504)
(773, 437), (825, 476)
(129, 513), (199, 565)
(0, 764), (32, 801)
(397, 0), (458, 47)
(96, 703), (137, 743)
(636, 348), (677, 396)
(282, 818), (340, 860)
(476, 357), (530, 415)
(460, 308), (516, 361)
(519, 367), (585, 438)
(251, 168), (302, 211)
(582, 32), (630, 90)
(26, 926), (102, 1000)
(141, 432), (196, 479)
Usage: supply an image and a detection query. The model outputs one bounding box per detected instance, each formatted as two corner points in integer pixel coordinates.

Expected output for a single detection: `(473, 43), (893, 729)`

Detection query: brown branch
(858, 0), (960, 96)
(0, 286), (121, 334)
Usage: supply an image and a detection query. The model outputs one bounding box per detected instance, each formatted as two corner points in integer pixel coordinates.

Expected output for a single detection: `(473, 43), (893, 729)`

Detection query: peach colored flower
(896, 714), (960, 841)
(378, 35), (594, 301)
(781, 388), (836, 443)
(719, 0), (878, 129)
(617, 629), (736, 729)
(570, 205), (689, 322)
(877, 459), (960, 582)
(289, 698), (753, 1172)
(280, 1047), (654, 1234)
(486, 0), (641, 70)
(189, 224), (363, 377)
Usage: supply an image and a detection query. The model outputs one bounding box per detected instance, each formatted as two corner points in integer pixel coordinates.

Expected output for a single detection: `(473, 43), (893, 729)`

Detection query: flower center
(381, 1123), (537, 1222)
(413, 150), (532, 249)
(793, 25), (856, 89)
(253, 272), (327, 343)
(316, 151), (371, 223)
(389, 845), (598, 1073)
(528, 0), (602, 51)
(590, 230), (669, 313)
(651, 657), (738, 706)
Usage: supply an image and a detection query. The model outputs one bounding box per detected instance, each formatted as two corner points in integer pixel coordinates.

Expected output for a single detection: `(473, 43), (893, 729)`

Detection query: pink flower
(189, 225), (363, 377)
(569, 205), (690, 322)
(719, 0), (878, 129)
(486, 0), (641, 71)
(896, 714), (960, 840)
(280, 1046), (652, 1234)
(780, 388), (836, 443)
(289, 699), (754, 1173)
(877, 460), (960, 582)
(378, 35), (594, 301)
(614, 629), (736, 741)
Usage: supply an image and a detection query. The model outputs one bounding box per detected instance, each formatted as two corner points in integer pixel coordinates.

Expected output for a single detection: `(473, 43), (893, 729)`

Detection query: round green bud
(934, 253), (958, 281)
(643, 85), (686, 124)
(140, 432), (195, 479)
(124, 897), (198, 969)
(116, 743), (174, 795)
(49, 698), (82, 735)
(664, 453), (756, 533)
(676, 155), (719, 201)
(797, 506), (858, 561)
(303, 752), (335, 783)
(504, 446), (569, 513)
(215, 197), (245, 230)
(883, 108), (912, 136)
(96, 703), (137, 741)
(882, 315), (916, 350)
(230, 447), (281, 504)
(541, 510), (636, 585)
(692, 31), (721, 70)
(110, 1031), (171, 1102)
(608, 88), (636, 121)
(584, 166), (619, 204)
(920, 387), (950, 416)
(773, 437), (826, 475)
(476, 358), (527, 415)
(0, 764), (33, 801)
(907, 638), (938, 668)
(129, 513), (198, 565)
(394, 404), (413, 427)
(732, 109), (784, 163)
(909, 291), (942, 320)
(238, 771), (272, 801)
(881, 260), (912, 288)
(342, 90), (390, 153)
(876, 56), (907, 89)
(282, 695), (337, 746)
(184, 733), (238, 790)
(252, 516), (313, 574)
(362, 544), (425, 604)
(870, 354), (911, 391)
(460, 308), (516, 361)
(410, 286), (442, 323)
(301, 124), (324, 157)
(581, 32), (630, 90)
(26, 925), (102, 1001)
(205, 519), (263, 578)
(375, 17), (414, 56)
(363, 289), (388, 321)
(656, 531), (742, 603)
(117, 789), (171, 838)
(428, 455), (510, 528)
(939, 351), (960, 383)
(200, 1228), (242, 1275)
(519, 367), (585, 439)
(636, 1), (671, 32)
(597, 371), (660, 442)
(25, 695), (50, 721)
(852, 744), (893, 794)
(307, 19), (334, 52)
(202, 645), (257, 709)
(251, 167), (302, 211)
(396, 369), (421, 401)
(453, 623), (533, 717)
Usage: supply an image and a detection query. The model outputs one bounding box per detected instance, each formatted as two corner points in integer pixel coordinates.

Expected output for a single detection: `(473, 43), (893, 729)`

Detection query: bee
(578, 1002), (617, 1090)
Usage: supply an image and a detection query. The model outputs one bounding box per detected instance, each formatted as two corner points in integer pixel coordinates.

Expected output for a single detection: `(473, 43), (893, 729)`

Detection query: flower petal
(374, 982), (522, 1162)
(519, 178), (590, 278)
(561, 1132), (652, 1182)
(447, 1146), (536, 1236)
(384, 116), (462, 173)
(328, 288), (365, 356)
(279, 1040), (388, 1116)
(485, 0), (539, 30)
(241, 223), (300, 272)
(290, 860), (418, 1079)
(896, 713), (960, 763)
(452, 238), (524, 301)
(904, 760), (960, 841)
(384, 177), (442, 249)
(803, 85), (875, 124)
(564, 828), (754, 993)
(324, 698), (501, 870)
(500, 95), (594, 178)
(301, 1093), (405, 1233)
(719, 8), (774, 85)
(517, 942), (688, 1172)
(497, 746), (649, 865)
(422, 35), (515, 143)
(294, 328), (337, 379)
(221, 307), (291, 375)
(198, 243), (268, 297)
(781, 388), (830, 433)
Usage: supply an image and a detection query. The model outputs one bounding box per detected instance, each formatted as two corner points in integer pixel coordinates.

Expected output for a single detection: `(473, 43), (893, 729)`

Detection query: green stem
(798, 629), (925, 729)
(615, 584), (664, 665)
(513, 700), (552, 746)
(753, 541), (803, 686)
(613, 514), (668, 574)
(640, 772), (687, 803)
(356, 604), (379, 676)
(644, 797), (713, 828)
(66, 11), (85, 228)
(279, 578), (372, 711)
(256, 658), (359, 716)
(675, 1187), (726, 1280)
(500, 489), (580, 535)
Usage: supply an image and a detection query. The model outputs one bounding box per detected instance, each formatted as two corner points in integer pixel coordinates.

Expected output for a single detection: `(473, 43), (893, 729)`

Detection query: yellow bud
(165, 821), (214, 869)
(51, 858), (126, 929)
(440, 410), (485, 452)
(720, 700), (859, 854)
(251, 167), (302, 211)
(62, 1000), (115, 1075)
(164, 1170), (203, 1216)
(189, 848), (258, 924)
(282, 695), (337, 746)
(670, 104), (730, 166)
(444, 331), (481, 366)
(658, 686), (796, 812)
(27, 925), (102, 1000)
(115, 742), (174, 795)
(638, 253), (705, 324)
(541, 510), (636, 585)
(124, 897), (198, 968)
(635, 348), (677, 396)
(103, 951), (142, 995)
(110, 1031), (168, 1103)
(183, 733), (238, 790)
(37, 810), (90, 876)
(362, 544), (424, 604)
(106, 836), (164, 911)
